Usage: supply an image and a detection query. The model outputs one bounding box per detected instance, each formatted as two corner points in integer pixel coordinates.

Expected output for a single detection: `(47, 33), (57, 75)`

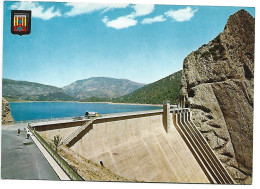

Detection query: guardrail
(14, 116), (82, 124)
(13, 108), (168, 124)
(28, 126), (84, 181)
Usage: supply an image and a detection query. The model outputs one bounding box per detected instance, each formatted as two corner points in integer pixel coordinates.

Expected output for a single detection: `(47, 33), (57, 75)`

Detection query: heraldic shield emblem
(11, 10), (31, 36)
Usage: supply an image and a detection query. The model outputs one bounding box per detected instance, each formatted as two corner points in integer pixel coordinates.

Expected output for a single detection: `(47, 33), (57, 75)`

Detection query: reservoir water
(9, 102), (162, 122)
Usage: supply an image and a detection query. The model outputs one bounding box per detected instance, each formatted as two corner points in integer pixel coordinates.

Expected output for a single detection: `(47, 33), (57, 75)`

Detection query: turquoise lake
(9, 102), (162, 122)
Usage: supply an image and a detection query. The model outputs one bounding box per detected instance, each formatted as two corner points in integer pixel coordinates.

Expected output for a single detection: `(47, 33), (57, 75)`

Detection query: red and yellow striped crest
(11, 10), (31, 36)
(13, 15), (27, 32)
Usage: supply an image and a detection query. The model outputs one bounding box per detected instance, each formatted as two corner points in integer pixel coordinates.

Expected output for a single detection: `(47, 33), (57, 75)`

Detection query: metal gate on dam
(30, 103), (235, 184)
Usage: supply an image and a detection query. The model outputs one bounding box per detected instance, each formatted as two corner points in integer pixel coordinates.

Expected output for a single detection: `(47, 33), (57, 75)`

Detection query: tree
(52, 135), (62, 152)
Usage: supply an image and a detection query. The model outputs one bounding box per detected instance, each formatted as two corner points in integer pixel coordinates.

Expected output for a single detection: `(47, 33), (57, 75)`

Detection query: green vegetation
(201, 51), (210, 58)
(35, 92), (76, 101)
(80, 97), (111, 102)
(194, 50), (201, 57)
(112, 70), (182, 105)
(52, 135), (62, 152)
(2, 78), (75, 101)
(80, 71), (182, 105)
(3, 96), (23, 102)
(4, 71), (182, 105)
(211, 35), (225, 60)
(29, 127), (83, 180)
(199, 35), (226, 61)
(3, 92), (75, 102)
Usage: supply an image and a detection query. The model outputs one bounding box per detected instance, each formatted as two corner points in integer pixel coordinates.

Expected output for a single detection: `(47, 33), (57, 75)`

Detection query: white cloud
(141, 15), (166, 24)
(131, 4), (154, 17)
(65, 3), (129, 17)
(102, 15), (137, 29)
(10, 2), (61, 20)
(165, 7), (198, 22)
(102, 4), (154, 29)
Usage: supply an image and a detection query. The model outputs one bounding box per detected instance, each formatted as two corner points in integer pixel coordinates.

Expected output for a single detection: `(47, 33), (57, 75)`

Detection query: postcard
(1, 0), (255, 186)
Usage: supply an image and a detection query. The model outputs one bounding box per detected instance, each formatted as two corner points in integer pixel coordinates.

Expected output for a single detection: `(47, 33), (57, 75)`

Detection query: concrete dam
(31, 104), (234, 184)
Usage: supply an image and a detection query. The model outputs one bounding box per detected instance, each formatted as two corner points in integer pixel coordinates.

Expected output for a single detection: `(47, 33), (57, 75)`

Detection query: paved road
(1, 124), (59, 180)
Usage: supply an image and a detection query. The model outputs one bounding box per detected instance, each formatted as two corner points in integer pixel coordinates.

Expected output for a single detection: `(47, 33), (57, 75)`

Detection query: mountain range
(62, 77), (145, 100)
(75, 71), (182, 104)
(2, 72), (182, 104)
(2, 79), (75, 102)
(2, 71), (181, 104)
(2, 77), (145, 102)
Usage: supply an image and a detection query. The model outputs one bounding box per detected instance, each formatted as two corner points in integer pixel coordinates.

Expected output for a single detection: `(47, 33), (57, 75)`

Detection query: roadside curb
(30, 134), (71, 180)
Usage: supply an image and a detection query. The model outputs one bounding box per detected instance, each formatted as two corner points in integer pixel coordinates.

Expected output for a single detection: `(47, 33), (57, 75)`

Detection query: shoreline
(9, 101), (163, 107)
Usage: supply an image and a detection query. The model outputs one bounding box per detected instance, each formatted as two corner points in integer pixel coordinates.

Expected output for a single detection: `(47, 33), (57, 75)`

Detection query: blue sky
(2, 1), (255, 87)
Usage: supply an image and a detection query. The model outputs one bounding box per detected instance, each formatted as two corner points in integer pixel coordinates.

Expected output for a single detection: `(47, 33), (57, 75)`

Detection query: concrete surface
(30, 134), (70, 180)
(37, 112), (210, 183)
(1, 124), (59, 180)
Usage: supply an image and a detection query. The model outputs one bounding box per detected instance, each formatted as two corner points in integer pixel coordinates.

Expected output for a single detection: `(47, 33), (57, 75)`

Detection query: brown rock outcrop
(180, 9), (254, 184)
(2, 97), (14, 125)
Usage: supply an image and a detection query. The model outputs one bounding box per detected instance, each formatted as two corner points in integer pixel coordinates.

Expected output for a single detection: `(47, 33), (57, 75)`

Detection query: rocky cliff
(2, 97), (14, 125)
(180, 9), (254, 184)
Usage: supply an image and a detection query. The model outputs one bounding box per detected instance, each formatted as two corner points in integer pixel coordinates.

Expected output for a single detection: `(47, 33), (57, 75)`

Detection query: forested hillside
(2, 79), (75, 101)
(114, 70), (182, 104)
(80, 70), (182, 105)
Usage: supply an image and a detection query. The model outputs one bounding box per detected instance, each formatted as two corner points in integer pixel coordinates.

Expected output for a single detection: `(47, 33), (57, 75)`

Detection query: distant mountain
(113, 70), (182, 104)
(3, 74), (180, 103)
(2, 79), (75, 101)
(62, 77), (145, 100)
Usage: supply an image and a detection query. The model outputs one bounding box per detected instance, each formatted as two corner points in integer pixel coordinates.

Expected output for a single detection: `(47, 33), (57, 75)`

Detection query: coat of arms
(11, 10), (31, 36)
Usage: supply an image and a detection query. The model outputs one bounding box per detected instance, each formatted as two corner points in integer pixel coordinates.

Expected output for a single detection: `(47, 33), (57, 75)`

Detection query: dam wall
(33, 109), (209, 183)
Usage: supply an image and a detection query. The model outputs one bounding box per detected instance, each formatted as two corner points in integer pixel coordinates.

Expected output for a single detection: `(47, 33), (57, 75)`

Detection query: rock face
(2, 97), (14, 125)
(180, 9), (254, 184)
